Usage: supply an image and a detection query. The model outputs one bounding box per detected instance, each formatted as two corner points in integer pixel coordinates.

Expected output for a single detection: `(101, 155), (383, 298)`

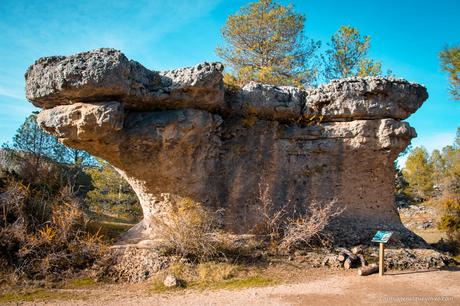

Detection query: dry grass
(64, 277), (97, 288)
(0, 289), (78, 303)
(150, 261), (276, 293)
(196, 262), (238, 282)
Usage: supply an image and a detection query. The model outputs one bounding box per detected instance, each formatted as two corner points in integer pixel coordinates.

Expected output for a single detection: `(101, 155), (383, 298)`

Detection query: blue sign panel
(372, 231), (393, 243)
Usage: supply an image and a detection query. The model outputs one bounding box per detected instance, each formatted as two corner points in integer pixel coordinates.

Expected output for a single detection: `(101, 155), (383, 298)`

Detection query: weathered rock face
(26, 48), (428, 244)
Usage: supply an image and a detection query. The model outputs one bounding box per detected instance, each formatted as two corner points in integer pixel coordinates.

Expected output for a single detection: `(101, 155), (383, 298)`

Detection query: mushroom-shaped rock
(26, 49), (428, 245)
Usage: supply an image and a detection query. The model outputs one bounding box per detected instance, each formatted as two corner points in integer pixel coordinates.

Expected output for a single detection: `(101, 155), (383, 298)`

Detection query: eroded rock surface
(26, 48), (429, 245)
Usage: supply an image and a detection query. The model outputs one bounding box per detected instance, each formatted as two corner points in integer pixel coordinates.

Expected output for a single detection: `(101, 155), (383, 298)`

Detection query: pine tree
(440, 45), (460, 100)
(322, 25), (382, 81)
(402, 147), (434, 199)
(3, 112), (92, 180)
(216, 0), (320, 87)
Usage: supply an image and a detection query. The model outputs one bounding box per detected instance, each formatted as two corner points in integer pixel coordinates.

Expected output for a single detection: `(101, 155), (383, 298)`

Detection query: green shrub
(436, 195), (460, 254)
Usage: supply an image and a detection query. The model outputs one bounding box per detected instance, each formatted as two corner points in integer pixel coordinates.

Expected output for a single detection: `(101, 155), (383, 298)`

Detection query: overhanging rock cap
(26, 48), (428, 121)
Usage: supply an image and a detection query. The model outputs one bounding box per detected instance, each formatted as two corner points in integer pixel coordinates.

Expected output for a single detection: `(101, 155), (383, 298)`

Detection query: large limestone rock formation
(25, 48), (428, 245)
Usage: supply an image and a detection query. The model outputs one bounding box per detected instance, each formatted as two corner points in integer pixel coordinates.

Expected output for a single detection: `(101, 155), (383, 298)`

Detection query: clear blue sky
(1, 0), (459, 161)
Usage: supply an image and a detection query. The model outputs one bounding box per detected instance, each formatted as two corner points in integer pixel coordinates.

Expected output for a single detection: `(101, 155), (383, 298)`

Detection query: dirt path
(23, 268), (459, 306)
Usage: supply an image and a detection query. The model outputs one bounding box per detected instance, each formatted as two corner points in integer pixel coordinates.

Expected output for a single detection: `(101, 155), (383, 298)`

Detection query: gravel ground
(23, 268), (460, 306)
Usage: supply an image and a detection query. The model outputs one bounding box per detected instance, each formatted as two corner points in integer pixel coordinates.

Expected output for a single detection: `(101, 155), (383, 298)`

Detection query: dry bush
(251, 183), (288, 242)
(150, 261), (243, 292)
(0, 179), (29, 227)
(279, 201), (345, 252)
(0, 176), (106, 282)
(0, 223), (27, 267)
(153, 197), (223, 260)
(249, 183), (345, 254)
(249, 183), (345, 253)
(210, 232), (264, 258)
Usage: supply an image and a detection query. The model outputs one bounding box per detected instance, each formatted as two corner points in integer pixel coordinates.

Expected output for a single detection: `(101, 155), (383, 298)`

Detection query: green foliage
(394, 169), (409, 194)
(437, 197), (460, 239)
(2, 113), (92, 188)
(216, 0), (320, 87)
(440, 44), (460, 100)
(427, 145), (460, 195)
(455, 127), (460, 148)
(402, 147), (434, 199)
(402, 130), (460, 250)
(357, 57), (382, 77)
(65, 277), (97, 288)
(223, 72), (241, 90)
(10, 112), (56, 158)
(322, 25), (382, 81)
(439, 214), (460, 232)
(6, 112), (91, 167)
(207, 275), (275, 290)
(84, 160), (140, 218)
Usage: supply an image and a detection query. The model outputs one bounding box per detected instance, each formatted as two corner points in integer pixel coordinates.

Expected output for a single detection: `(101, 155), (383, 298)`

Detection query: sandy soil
(23, 268), (460, 306)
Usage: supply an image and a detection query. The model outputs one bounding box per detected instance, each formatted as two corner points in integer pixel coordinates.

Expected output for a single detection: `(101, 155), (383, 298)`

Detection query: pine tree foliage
(402, 147), (433, 199)
(322, 25), (382, 81)
(2, 112), (92, 181)
(440, 45), (460, 100)
(216, 0), (320, 87)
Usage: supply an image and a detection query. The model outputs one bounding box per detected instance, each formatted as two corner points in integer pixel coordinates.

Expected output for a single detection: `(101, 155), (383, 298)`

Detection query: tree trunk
(344, 257), (354, 269)
(352, 246), (363, 255)
(338, 248), (357, 261)
(338, 253), (347, 262)
(358, 264), (379, 276)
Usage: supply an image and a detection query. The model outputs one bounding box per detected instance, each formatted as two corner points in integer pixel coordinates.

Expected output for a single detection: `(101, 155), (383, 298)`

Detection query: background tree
(455, 127), (460, 148)
(322, 25), (382, 81)
(430, 149), (446, 193)
(440, 145), (460, 194)
(6, 112), (91, 165)
(402, 146), (433, 199)
(7, 112), (56, 174)
(216, 0), (320, 87)
(440, 45), (460, 100)
(401, 130), (460, 253)
(85, 160), (141, 219)
(2, 112), (92, 186)
(433, 133), (460, 250)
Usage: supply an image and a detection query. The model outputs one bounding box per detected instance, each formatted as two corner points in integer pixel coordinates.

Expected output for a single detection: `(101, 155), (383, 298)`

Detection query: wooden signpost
(371, 231), (393, 276)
